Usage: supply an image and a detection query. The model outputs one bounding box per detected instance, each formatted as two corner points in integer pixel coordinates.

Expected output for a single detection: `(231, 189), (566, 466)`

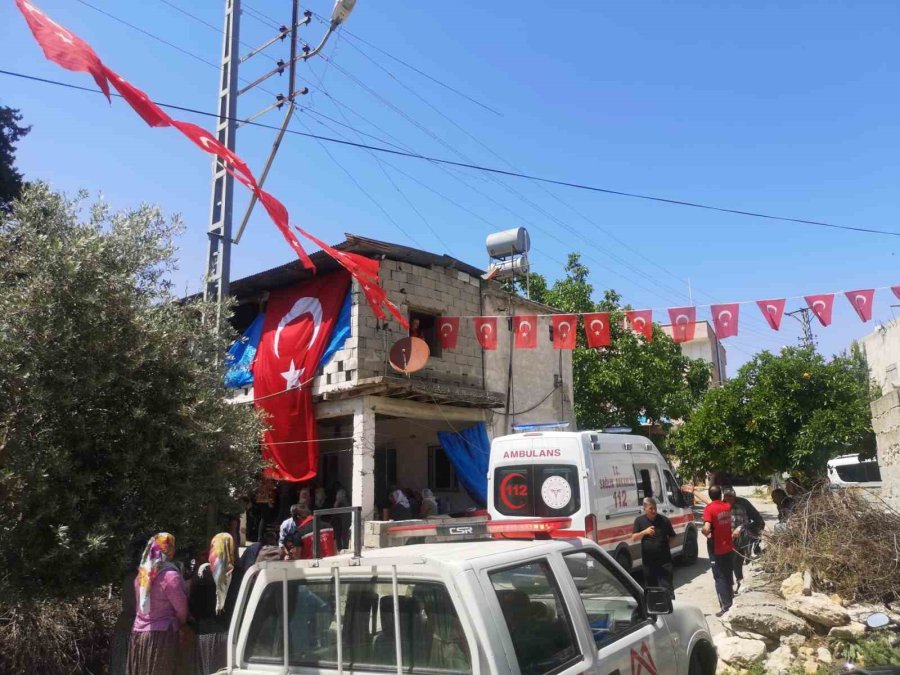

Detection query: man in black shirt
(632, 497), (677, 597)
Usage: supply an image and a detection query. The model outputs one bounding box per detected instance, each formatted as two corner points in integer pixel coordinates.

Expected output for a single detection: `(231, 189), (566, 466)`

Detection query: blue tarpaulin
(224, 313), (264, 389)
(437, 422), (491, 507)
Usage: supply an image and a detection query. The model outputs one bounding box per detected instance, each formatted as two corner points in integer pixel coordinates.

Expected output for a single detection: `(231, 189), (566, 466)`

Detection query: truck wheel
(676, 526), (699, 566)
(688, 641), (716, 675)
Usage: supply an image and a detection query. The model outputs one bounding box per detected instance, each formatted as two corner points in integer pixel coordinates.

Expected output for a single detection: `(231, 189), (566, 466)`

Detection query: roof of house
(229, 233), (485, 302)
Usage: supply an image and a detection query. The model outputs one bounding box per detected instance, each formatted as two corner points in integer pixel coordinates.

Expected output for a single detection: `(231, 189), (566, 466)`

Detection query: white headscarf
(392, 489), (410, 509)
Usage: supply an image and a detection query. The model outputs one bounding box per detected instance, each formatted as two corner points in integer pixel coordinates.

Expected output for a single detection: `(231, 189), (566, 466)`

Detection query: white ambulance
(487, 430), (699, 571)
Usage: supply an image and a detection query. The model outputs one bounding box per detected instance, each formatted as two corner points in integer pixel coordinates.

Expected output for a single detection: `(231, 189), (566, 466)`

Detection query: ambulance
(487, 429), (699, 571)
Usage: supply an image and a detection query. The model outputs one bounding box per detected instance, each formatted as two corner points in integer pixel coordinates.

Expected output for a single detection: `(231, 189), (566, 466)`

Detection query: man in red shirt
(702, 485), (735, 616)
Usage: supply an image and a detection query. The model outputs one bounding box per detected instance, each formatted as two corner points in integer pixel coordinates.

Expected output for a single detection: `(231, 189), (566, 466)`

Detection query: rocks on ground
(713, 635), (766, 667)
(785, 592), (851, 628)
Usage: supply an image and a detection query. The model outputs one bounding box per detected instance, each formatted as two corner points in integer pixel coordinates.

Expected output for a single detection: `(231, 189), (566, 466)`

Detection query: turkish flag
(254, 271), (351, 481)
(667, 307), (697, 343)
(845, 289), (875, 322)
(296, 227), (408, 328)
(711, 303), (740, 339)
(552, 314), (577, 350)
(15, 0), (111, 99)
(626, 310), (653, 342)
(805, 294), (834, 327)
(253, 192), (313, 270)
(513, 315), (538, 349)
(583, 312), (611, 348)
(892, 286), (900, 301)
(473, 317), (498, 350)
(171, 120), (257, 189)
(437, 317), (459, 349)
(103, 66), (172, 128)
(756, 299), (786, 330)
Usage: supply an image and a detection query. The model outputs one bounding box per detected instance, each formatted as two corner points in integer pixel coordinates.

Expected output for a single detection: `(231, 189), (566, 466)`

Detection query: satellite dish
(389, 337), (430, 373)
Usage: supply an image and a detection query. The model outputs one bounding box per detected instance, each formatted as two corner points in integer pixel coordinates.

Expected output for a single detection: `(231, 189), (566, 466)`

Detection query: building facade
(230, 235), (574, 525)
(856, 319), (900, 396)
(659, 320), (728, 386)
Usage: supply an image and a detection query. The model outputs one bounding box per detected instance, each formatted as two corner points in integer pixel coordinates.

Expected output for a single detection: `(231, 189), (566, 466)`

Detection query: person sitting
(388, 489), (413, 521)
(420, 489), (438, 519)
(279, 504), (313, 558)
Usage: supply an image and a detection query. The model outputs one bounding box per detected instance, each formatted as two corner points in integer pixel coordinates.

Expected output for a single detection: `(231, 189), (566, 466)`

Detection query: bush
(0, 589), (118, 674)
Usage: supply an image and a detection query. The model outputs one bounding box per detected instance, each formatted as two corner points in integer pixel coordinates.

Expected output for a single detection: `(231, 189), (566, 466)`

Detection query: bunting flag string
(426, 283), (896, 353)
(13, 0), (408, 323)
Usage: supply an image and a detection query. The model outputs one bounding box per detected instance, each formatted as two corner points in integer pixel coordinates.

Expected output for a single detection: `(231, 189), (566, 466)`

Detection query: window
(244, 582), (285, 664)
(663, 470), (685, 508)
(493, 465), (581, 517)
(286, 578), (471, 673)
(489, 560), (580, 675)
(634, 466), (662, 502)
(562, 551), (644, 647)
(409, 310), (442, 358)
(834, 460), (881, 483)
(429, 445), (459, 491)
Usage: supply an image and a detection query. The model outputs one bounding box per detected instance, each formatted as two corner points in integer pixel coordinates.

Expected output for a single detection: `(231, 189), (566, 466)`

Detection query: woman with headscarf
(388, 489), (412, 521)
(420, 488), (439, 518)
(128, 533), (188, 675)
(188, 533), (243, 674)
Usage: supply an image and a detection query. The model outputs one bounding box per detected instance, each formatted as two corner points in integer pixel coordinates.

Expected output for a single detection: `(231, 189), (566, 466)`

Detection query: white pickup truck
(221, 515), (716, 675)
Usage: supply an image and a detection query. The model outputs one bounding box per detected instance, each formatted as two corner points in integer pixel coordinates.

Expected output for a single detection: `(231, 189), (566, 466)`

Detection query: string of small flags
(432, 286), (900, 351)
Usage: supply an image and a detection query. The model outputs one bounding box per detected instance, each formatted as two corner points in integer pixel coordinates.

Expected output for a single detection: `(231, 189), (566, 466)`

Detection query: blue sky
(3, 0), (899, 373)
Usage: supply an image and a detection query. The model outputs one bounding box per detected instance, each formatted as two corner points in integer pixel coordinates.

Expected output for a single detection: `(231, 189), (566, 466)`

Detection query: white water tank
(486, 227), (530, 259)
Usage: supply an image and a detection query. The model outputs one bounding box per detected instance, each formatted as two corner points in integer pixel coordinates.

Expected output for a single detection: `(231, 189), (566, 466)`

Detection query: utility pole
(203, 0), (356, 324)
(786, 307), (816, 349)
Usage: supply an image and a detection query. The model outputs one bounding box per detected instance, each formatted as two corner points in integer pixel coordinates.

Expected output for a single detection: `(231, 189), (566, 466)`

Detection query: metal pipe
(391, 565), (402, 675)
(238, 15), (310, 63)
(334, 568), (344, 675)
(282, 568), (289, 670)
(302, 24), (335, 60)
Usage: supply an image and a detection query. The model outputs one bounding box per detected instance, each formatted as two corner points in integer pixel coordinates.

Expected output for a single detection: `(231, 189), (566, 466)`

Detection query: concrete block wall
(871, 389), (900, 510)
(353, 260), (486, 389)
(482, 290), (575, 437)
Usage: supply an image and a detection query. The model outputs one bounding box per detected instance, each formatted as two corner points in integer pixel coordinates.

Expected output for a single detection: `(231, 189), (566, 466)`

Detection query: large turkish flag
(254, 271), (350, 481)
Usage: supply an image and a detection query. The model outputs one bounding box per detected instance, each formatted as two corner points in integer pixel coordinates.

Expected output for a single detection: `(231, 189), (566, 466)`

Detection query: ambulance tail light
(584, 514), (598, 542)
(487, 518), (571, 539)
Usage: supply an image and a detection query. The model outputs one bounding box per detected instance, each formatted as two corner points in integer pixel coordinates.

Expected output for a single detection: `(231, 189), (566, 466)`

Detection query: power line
(4, 68), (896, 241)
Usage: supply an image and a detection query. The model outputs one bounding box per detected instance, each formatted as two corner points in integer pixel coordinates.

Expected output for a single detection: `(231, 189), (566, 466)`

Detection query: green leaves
(671, 346), (875, 479)
(0, 184), (263, 600)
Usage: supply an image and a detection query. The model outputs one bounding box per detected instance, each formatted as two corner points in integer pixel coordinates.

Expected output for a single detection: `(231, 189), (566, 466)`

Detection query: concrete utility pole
(203, 0), (357, 324)
(786, 307), (816, 349)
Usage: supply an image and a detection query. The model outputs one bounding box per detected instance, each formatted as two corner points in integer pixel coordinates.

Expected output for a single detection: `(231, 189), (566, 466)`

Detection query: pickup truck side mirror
(645, 587), (674, 616)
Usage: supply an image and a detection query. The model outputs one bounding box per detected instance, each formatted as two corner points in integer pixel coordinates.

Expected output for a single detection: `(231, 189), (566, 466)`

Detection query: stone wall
(871, 389), (900, 510)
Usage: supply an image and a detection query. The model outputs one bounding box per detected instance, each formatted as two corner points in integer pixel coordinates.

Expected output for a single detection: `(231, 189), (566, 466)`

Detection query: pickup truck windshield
(493, 464), (580, 517)
(243, 577), (472, 673)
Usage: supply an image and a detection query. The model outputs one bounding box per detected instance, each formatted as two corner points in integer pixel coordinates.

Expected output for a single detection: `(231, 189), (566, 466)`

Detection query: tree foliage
(0, 184), (263, 599)
(0, 105), (30, 211)
(670, 345), (875, 480)
(526, 254), (710, 433)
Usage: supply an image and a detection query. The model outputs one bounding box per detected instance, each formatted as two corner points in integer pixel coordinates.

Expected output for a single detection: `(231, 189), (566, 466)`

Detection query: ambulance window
(490, 560), (581, 674)
(562, 551), (644, 647)
(244, 581), (284, 664)
(663, 470), (684, 507)
(535, 465), (580, 517)
(634, 466), (662, 501)
(495, 466), (534, 516)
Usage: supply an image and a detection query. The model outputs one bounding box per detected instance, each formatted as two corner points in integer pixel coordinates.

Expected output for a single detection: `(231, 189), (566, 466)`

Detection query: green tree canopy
(0, 184), (263, 599)
(0, 105), (30, 211)
(524, 254), (710, 433)
(670, 345), (875, 480)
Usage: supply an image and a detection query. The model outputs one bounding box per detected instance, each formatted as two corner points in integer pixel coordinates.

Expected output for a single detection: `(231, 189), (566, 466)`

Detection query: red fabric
(667, 307), (697, 343)
(845, 289), (875, 323)
(711, 303), (740, 339)
(805, 293), (834, 327)
(893, 286), (900, 301)
(15, 0), (110, 99)
(583, 312), (611, 348)
(702, 500), (734, 555)
(170, 120), (257, 189)
(254, 192), (313, 270)
(626, 310), (653, 342)
(437, 317), (459, 349)
(551, 314), (577, 350)
(513, 315), (538, 349)
(103, 66), (172, 127)
(253, 272), (351, 481)
(473, 317), (498, 350)
(756, 299), (786, 330)
(295, 228), (408, 329)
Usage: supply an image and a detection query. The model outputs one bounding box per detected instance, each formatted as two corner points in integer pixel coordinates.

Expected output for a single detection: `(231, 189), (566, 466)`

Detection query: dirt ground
(671, 485), (779, 636)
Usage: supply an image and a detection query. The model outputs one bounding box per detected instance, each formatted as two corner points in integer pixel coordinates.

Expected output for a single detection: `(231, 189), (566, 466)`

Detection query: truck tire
(688, 641), (716, 675)
(676, 526), (699, 566)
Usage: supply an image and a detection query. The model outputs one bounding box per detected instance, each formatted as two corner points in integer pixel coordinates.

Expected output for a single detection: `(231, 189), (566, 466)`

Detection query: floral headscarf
(208, 532), (236, 614)
(137, 532), (176, 614)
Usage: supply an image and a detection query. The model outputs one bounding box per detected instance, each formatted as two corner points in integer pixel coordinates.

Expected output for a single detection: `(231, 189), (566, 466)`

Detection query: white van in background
(487, 430), (699, 571)
(827, 454), (882, 488)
